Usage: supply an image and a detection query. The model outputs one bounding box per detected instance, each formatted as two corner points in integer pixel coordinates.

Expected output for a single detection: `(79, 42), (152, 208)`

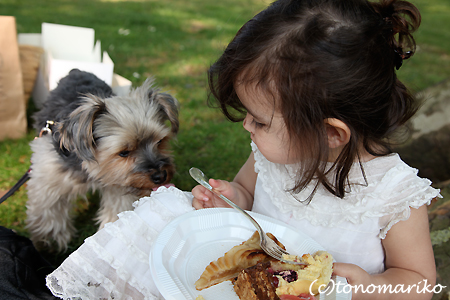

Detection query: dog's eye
(119, 150), (130, 157)
(157, 139), (163, 145)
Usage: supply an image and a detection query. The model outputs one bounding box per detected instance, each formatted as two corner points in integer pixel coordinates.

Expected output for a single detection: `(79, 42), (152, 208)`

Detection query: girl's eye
(251, 118), (265, 128)
(119, 150), (131, 157)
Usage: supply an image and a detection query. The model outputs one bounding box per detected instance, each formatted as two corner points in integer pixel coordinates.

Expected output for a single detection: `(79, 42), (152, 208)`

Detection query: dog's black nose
(151, 170), (167, 184)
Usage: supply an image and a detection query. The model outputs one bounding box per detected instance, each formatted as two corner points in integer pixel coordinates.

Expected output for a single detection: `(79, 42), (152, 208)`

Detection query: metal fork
(189, 167), (306, 265)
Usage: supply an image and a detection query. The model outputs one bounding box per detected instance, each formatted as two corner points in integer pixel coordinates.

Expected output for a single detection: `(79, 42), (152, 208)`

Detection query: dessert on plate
(195, 231), (284, 290)
(195, 231), (333, 300)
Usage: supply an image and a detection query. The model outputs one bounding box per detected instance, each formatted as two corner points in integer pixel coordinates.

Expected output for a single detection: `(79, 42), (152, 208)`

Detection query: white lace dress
(46, 144), (440, 299)
(251, 142), (440, 274)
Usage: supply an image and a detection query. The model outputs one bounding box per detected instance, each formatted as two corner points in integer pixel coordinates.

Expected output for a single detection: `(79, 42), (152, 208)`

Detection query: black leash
(0, 120), (54, 205)
(0, 169), (31, 204)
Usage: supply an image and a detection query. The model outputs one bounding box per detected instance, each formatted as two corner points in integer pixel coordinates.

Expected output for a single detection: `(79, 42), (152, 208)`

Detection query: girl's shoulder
(351, 152), (421, 187)
(252, 142), (441, 234)
(252, 140), (433, 196)
(356, 153), (441, 237)
(355, 152), (436, 202)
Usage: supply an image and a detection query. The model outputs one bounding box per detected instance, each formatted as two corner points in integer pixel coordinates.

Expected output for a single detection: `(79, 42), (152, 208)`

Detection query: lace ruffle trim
(46, 211), (161, 300)
(46, 186), (193, 300)
(252, 142), (441, 238)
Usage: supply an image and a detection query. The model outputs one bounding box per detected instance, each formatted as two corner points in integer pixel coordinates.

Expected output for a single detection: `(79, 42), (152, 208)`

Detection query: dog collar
(39, 120), (55, 137)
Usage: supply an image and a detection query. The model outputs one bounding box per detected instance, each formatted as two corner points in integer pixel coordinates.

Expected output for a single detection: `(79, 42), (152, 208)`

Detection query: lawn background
(1, 0), (449, 296)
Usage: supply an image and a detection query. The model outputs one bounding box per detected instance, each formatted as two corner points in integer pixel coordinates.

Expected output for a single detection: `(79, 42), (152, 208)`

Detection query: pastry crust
(194, 231), (285, 290)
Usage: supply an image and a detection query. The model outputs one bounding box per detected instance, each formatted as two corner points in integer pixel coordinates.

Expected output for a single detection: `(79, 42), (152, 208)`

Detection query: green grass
(1, 0), (450, 270)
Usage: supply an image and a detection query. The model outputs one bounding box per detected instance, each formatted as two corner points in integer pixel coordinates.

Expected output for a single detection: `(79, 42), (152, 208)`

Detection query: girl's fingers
(192, 185), (220, 209)
(192, 185), (209, 199)
(332, 263), (371, 287)
(192, 179), (235, 209)
(332, 263), (353, 279)
(209, 179), (233, 198)
(192, 199), (211, 209)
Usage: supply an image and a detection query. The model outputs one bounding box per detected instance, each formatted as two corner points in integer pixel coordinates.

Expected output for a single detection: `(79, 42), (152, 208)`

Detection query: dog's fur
(26, 69), (179, 251)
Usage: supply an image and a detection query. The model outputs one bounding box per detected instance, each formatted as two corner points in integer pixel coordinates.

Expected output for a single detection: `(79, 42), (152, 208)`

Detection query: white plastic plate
(150, 208), (351, 300)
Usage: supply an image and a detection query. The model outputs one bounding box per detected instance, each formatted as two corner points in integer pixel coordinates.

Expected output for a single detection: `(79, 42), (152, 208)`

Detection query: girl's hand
(192, 152), (257, 211)
(191, 178), (237, 210)
(332, 262), (372, 299)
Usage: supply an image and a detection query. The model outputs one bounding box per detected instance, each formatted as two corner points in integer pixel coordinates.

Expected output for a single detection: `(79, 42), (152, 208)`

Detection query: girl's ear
(324, 118), (351, 149)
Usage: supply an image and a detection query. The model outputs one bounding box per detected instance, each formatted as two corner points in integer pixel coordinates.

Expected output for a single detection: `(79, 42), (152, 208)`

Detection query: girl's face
(235, 82), (300, 164)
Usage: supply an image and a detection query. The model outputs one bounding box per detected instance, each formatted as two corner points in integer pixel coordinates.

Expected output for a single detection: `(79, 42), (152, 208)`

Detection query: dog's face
(58, 78), (179, 196)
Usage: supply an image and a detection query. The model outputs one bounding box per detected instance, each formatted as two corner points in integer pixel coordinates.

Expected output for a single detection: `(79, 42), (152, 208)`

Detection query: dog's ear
(154, 92), (179, 135)
(141, 77), (179, 135)
(57, 95), (106, 161)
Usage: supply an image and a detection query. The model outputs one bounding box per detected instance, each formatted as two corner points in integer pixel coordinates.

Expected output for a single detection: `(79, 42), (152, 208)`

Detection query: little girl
(45, 0), (441, 299)
(192, 0), (440, 299)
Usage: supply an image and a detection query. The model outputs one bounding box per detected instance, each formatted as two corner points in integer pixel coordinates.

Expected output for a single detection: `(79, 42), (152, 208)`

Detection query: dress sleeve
(377, 167), (441, 239)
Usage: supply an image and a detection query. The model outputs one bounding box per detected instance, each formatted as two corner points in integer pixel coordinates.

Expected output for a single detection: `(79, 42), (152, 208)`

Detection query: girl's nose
(243, 113), (251, 133)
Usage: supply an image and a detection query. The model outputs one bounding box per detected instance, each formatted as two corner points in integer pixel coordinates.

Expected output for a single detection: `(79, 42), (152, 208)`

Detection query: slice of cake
(231, 262), (279, 300)
(195, 231), (285, 290)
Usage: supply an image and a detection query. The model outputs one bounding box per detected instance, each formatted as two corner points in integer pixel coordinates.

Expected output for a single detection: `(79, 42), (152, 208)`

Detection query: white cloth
(250, 142), (441, 274)
(46, 186), (194, 300)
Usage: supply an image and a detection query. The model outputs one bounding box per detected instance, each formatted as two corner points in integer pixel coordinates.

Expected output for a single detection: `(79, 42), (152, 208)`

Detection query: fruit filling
(274, 270), (298, 283)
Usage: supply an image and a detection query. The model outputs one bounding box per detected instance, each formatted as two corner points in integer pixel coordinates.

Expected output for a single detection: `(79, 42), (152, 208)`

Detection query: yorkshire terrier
(26, 69), (179, 251)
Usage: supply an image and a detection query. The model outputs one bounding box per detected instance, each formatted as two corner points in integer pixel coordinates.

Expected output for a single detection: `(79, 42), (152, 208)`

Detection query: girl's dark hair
(208, 0), (421, 201)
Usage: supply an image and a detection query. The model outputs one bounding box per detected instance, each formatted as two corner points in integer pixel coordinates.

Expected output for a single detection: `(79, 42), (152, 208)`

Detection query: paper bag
(0, 16), (27, 140)
(19, 44), (44, 107)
